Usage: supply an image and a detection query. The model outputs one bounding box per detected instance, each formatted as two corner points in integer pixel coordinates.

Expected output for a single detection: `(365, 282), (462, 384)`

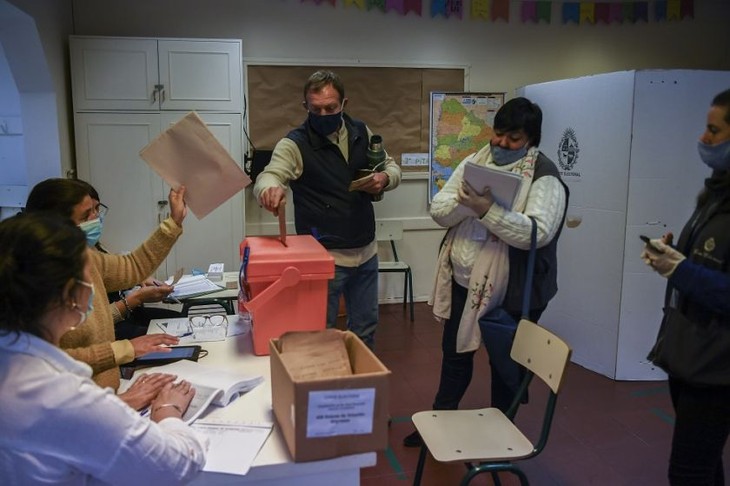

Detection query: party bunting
(302, 0), (695, 25)
(491, 0), (509, 21)
(367, 0), (386, 12)
(470, 0), (489, 20)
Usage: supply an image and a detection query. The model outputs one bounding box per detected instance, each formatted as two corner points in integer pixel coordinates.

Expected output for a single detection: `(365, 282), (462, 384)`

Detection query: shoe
(403, 430), (423, 448)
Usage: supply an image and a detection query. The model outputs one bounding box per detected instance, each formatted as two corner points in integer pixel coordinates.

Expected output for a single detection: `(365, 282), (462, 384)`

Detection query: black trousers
(668, 377), (730, 486)
(432, 279), (542, 413)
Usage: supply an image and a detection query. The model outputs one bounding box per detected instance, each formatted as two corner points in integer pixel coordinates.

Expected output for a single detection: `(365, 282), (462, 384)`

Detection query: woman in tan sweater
(25, 178), (187, 409)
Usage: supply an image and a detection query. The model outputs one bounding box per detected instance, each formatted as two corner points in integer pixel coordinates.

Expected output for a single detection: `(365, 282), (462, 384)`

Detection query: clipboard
(462, 162), (523, 215)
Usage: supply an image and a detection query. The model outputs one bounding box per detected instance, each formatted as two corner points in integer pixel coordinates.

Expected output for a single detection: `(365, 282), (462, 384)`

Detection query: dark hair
(303, 70), (345, 104)
(711, 88), (730, 124)
(75, 179), (100, 203)
(0, 212), (87, 340)
(494, 97), (543, 147)
(25, 178), (91, 218)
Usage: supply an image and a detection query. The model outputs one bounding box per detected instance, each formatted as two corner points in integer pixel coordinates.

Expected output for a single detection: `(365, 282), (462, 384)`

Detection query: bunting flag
(447, 0), (463, 19)
(492, 0), (509, 21)
(431, 0), (447, 17)
(521, 1), (537, 23)
(667, 0), (680, 20)
(404, 0), (422, 15)
(367, 0), (386, 12)
(537, 1), (551, 22)
(580, 2), (595, 23)
(562, 2), (579, 23)
(471, 0), (489, 20)
(303, 0), (695, 24)
(386, 0), (404, 13)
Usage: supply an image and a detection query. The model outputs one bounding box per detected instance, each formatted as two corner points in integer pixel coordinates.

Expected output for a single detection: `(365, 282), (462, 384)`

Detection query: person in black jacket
(253, 70), (401, 349)
(642, 88), (730, 485)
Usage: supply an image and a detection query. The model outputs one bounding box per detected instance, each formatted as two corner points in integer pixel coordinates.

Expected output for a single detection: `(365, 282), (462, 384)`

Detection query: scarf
(430, 144), (538, 352)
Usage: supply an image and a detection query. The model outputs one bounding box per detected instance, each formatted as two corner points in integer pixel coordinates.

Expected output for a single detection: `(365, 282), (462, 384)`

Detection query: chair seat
(378, 261), (410, 271)
(412, 408), (534, 463)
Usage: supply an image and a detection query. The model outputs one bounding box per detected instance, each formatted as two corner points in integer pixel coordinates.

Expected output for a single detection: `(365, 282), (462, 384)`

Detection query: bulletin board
(246, 65), (465, 172)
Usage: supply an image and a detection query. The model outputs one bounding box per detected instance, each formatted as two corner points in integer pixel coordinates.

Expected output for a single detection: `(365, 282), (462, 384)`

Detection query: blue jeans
(326, 254), (379, 349)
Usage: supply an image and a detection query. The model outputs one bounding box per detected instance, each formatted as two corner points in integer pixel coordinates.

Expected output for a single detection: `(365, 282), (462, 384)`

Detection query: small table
(147, 316), (376, 485)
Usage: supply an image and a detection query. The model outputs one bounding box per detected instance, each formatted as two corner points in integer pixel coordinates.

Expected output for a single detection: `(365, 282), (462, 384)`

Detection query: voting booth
(240, 235), (335, 355)
(518, 69), (730, 380)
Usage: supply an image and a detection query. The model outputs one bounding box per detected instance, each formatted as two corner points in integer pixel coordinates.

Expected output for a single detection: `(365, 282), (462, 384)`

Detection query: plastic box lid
(241, 234), (334, 280)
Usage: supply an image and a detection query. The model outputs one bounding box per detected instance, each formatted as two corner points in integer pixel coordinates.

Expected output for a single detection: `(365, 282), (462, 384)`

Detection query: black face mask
(308, 111), (342, 137)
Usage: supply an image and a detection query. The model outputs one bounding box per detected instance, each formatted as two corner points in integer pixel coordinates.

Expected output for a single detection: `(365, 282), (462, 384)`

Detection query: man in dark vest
(253, 70), (402, 349)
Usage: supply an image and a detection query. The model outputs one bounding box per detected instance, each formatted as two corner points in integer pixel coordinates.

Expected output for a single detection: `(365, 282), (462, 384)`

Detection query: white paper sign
(306, 388), (375, 438)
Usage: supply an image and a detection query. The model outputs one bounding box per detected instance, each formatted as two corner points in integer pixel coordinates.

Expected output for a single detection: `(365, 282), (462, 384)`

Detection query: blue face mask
(308, 110), (343, 137)
(491, 144), (528, 166)
(78, 218), (103, 247)
(697, 139), (730, 171)
(74, 280), (95, 326)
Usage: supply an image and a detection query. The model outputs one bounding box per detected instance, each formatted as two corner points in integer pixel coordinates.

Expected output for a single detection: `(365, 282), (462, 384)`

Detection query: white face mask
(72, 280), (95, 327)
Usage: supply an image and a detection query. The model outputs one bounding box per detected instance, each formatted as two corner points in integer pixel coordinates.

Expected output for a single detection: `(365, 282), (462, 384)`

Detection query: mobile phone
(640, 235), (664, 253)
(129, 345), (201, 366)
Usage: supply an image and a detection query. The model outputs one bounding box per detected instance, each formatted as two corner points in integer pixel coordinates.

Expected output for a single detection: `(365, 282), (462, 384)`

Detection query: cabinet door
(74, 113), (171, 277)
(160, 113), (245, 274)
(70, 37), (159, 111)
(158, 40), (242, 112)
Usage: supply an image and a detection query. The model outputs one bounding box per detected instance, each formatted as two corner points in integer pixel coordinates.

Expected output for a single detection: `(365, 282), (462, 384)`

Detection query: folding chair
(411, 319), (572, 486)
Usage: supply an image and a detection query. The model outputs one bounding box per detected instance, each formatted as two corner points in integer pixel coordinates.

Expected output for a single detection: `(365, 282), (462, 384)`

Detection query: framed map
(429, 92), (505, 203)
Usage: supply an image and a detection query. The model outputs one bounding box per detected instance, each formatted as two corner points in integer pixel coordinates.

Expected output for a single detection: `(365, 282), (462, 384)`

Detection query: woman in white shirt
(0, 212), (207, 485)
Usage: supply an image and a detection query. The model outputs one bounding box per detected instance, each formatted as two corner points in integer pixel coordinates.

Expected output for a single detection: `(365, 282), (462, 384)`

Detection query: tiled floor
(354, 302), (730, 486)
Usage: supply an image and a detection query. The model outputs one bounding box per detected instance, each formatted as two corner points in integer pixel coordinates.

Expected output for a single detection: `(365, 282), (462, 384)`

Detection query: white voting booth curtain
(519, 69), (730, 380)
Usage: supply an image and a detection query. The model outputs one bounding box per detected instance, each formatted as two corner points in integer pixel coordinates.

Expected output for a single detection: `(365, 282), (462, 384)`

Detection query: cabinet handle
(152, 89), (157, 103)
(160, 87), (166, 104)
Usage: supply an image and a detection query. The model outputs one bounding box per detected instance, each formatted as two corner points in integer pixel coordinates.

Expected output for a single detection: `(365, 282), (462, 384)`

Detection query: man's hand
(457, 180), (494, 217)
(129, 334), (180, 358)
(169, 185), (188, 226)
(260, 187), (286, 216)
(118, 372), (177, 411)
(356, 172), (389, 194)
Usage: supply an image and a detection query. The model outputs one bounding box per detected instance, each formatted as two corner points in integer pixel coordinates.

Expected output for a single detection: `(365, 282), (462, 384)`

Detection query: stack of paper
(166, 274), (223, 300)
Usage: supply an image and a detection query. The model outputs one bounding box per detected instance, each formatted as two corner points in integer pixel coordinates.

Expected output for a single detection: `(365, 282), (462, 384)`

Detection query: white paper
(306, 388), (375, 438)
(192, 418), (273, 476)
(166, 274), (223, 299)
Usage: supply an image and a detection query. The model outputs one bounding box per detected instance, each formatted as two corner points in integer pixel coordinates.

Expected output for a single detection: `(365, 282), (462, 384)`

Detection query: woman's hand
(125, 284), (173, 306)
(129, 334), (180, 358)
(457, 180), (494, 217)
(150, 380), (196, 422)
(169, 185), (188, 226)
(118, 372), (177, 411)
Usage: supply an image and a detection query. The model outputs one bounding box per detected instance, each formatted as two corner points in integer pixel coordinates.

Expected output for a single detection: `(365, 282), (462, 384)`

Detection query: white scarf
(430, 144), (538, 352)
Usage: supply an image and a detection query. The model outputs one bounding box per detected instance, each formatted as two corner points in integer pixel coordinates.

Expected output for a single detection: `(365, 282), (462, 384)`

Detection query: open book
(133, 359), (264, 424)
(166, 274), (224, 300)
(461, 161), (523, 216)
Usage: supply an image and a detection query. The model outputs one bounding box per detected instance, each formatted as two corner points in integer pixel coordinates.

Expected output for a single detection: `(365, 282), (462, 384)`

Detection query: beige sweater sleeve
(60, 217), (182, 390)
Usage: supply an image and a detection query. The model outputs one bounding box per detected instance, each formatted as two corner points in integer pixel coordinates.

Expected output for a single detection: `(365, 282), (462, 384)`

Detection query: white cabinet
(70, 37), (242, 112)
(72, 36), (245, 279)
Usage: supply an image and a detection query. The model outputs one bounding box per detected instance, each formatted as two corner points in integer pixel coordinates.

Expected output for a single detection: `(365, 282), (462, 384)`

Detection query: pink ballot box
(240, 235), (335, 355)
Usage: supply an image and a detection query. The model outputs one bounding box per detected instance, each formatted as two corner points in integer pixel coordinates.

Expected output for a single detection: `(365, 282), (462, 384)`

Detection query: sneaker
(403, 430), (423, 448)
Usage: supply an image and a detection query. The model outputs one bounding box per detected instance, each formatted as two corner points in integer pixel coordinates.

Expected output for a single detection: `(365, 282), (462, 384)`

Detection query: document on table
(192, 418), (273, 476)
(166, 274), (223, 299)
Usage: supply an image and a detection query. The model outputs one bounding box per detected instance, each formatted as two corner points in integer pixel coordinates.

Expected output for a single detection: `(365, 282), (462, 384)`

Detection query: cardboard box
(269, 331), (391, 462)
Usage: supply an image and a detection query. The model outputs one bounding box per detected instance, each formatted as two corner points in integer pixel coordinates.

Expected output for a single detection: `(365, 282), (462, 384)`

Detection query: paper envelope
(139, 111), (251, 219)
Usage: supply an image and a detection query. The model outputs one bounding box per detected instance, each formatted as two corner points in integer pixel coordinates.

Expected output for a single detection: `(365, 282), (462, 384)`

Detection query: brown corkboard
(246, 65), (464, 171)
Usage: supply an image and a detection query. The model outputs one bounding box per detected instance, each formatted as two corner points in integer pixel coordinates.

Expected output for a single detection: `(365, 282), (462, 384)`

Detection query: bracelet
(152, 403), (183, 415)
(120, 296), (132, 318)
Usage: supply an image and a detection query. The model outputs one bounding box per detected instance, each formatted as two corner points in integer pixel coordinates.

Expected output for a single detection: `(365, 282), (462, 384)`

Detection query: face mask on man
(79, 218), (103, 247)
(73, 280), (95, 327)
(491, 144), (528, 166)
(697, 138), (730, 171)
(308, 105), (343, 137)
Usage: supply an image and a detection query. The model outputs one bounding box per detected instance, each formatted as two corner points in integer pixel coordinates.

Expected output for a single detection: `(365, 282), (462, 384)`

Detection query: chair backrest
(375, 220), (404, 262)
(510, 319), (571, 395)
